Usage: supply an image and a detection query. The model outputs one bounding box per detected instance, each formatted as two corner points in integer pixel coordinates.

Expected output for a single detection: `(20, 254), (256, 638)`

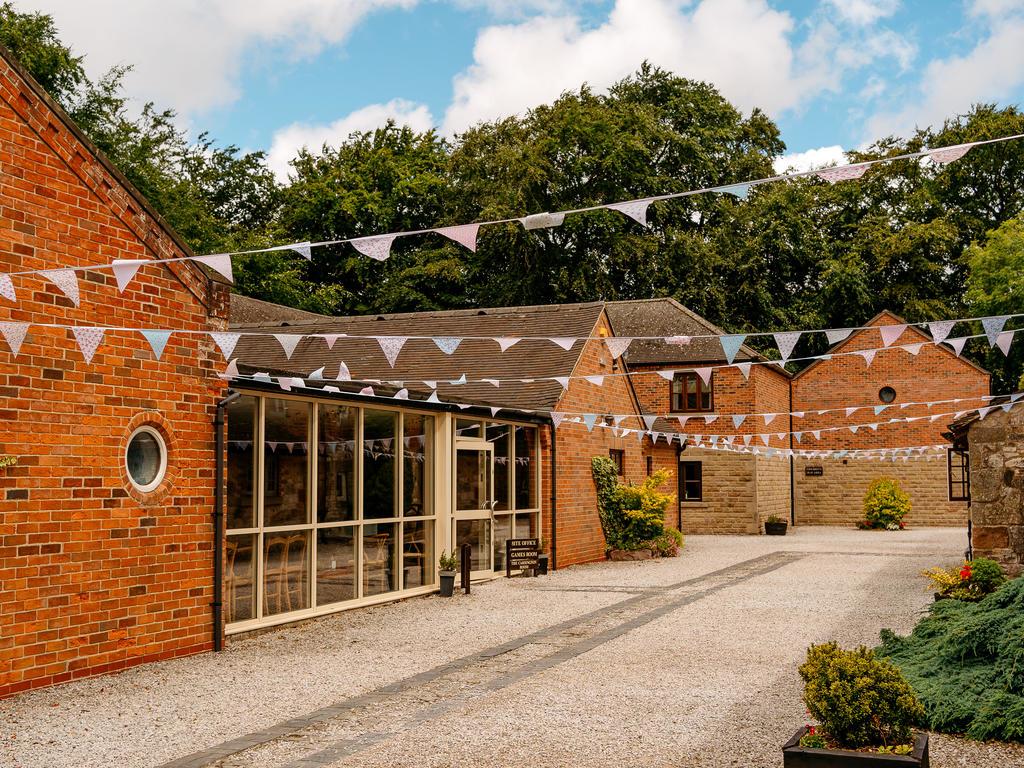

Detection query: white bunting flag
(290, 242), (312, 260)
(352, 234), (397, 261)
(141, 330), (171, 360)
(764, 413), (777, 426)
(720, 183), (751, 200)
(496, 337), (520, 352)
(222, 359), (239, 379)
(858, 349), (876, 367)
(816, 163), (869, 183)
(606, 200), (652, 227)
(0, 321), (28, 356)
(704, 415), (718, 425)
(903, 343), (924, 356)
(394, 389), (409, 400)
(111, 259), (146, 293)
(319, 334), (341, 350)
(585, 375), (605, 387)
(743, 434), (753, 446)
(811, 431), (821, 440)
(605, 337), (632, 359)
(433, 337), (462, 355)
(359, 386), (375, 396)
(422, 379), (436, 389)
(677, 416), (690, 430)
(210, 332), (240, 359)
(41, 269), (80, 306)
(309, 366), (325, 380)
(928, 320), (955, 344)
(927, 144), (972, 165)
(275, 334), (303, 360)
(997, 331), (1015, 356)
(71, 326), (104, 363)
(825, 328), (853, 345)
(0, 273), (14, 303)
(490, 407), (500, 417)
(720, 335), (746, 364)
(376, 336), (407, 367)
(426, 391), (440, 403)
(337, 361), (351, 381)
(583, 414), (598, 432)
(193, 254), (233, 283)
(874, 405), (888, 415)
(774, 331), (801, 362)
(551, 412), (565, 429)
(946, 337), (968, 357)
(879, 324), (906, 347)
(482, 378), (500, 387)
(982, 316), (1009, 347)
(550, 337), (576, 351)
(554, 376), (570, 390)
(735, 362), (752, 380)
(657, 369), (677, 381)
(520, 212), (565, 230)
(760, 434), (771, 446)
(642, 415), (658, 431)
(694, 367), (712, 385)
(436, 223), (481, 252)
(845, 407), (859, 417)
(450, 373), (467, 385)
(732, 414), (746, 428)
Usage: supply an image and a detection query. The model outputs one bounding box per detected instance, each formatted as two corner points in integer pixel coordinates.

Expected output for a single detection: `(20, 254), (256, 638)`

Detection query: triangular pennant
(720, 335), (746, 365)
(606, 199), (652, 227)
(141, 330), (171, 360)
(874, 405), (888, 415)
(902, 343), (924, 356)
(274, 334), (303, 360)
(450, 373), (467, 385)
(394, 389), (409, 400)
(309, 366), (325, 380)
(642, 415), (658, 431)
(0, 273), (14, 302)
(222, 359), (239, 379)
(0, 321), (29, 357)
(351, 234), (397, 261)
(290, 242), (312, 260)
(482, 378), (500, 388)
(858, 349), (876, 367)
(773, 331), (801, 362)
(720, 183), (750, 200)
(879, 324), (906, 347)
(997, 330), (1015, 356)
(743, 434), (753, 446)
(71, 326), (105, 363)
(657, 369), (677, 381)
(337, 361), (351, 381)
(927, 144), (972, 165)
(433, 337), (462, 355)
(426, 391), (440, 404)
(490, 407), (500, 417)
(41, 269), (80, 306)
(435, 223), (480, 252)
(210, 332), (240, 359)
(585, 376), (604, 387)
(605, 337), (632, 359)
(322, 334), (343, 350)
(676, 416), (690, 430)
(193, 254), (233, 283)
(763, 413), (777, 426)
(825, 328), (852, 345)
(928, 320), (955, 344)
(735, 362), (752, 380)
(422, 379), (437, 389)
(704, 415), (718, 425)
(376, 336), (408, 367)
(551, 412), (565, 429)
(554, 376), (570, 390)
(111, 259), (146, 293)
(946, 337), (968, 357)
(732, 415), (746, 428)
(816, 163), (869, 183)
(359, 386), (375, 396)
(496, 337), (520, 352)
(982, 316), (1009, 347)
(692, 367), (711, 386)
(845, 407), (859, 417)
(550, 337), (576, 351)
(582, 414), (598, 432)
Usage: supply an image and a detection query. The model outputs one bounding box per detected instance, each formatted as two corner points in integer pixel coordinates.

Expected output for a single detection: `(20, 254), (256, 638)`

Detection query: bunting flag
(694, 367), (712, 385)
(845, 407), (858, 417)
(376, 336), (408, 367)
(551, 412), (565, 429)
(71, 326), (104, 363)
(0, 273), (14, 302)
(290, 242), (312, 261)
(317, 334), (339, 350)
(997, 330), (1015, 356)
(903, 343), (924, 355)
(946, 337), (968, 357)
(111, 259), (146, 293)
(436, 224), (480, 252)
(41, 269), (80, 306)
(520, 212), (565, 230)
(482, 378), (500, 388)
(605, 337), (632, 359)
(642, 415), (658, 430)
(764, 413), (778, 426)
(879, 324), (907, 347)
(676, 416), (690, 430)
(426, 391), (440, 403)
(222, 359), (239, 378)
(496, 337), (521, 352)
(554, 376), (570, 389)
(858, 349), (876, 367)
(720, 334), (746, 364)
(606, 200), (652, 227)
(720, 183), (751, 200)
(735, 362), (752, 380)
(928, 320), (955, 344)
(773, 331), (801, 362)
(550, 337), (577, 351)
(450, 373), (467, 385)
(309, 366), (325, 380)
(825, 328), (853, 345)
(704, 415), (718, 425)
(142, 330), (171, 360)
(193, 254), (233, 283)
(394, 388), (409, 400)
(0, 321), (28, 356)
(337, 361), (351, 381)
(433, 337), (462, 355)
(351, 234), (398, 261)
(583, 414), (598, 432)
(359, 386), (375, 396)
(275, 334), (303, 360)
(732, 414), (746, 428)
(585, 375), (604, 387)
(982, 316), (1009, 347)
(210, 332), (240, 359)
(926, 144), (972, 165)
(816, 163), (869, 183)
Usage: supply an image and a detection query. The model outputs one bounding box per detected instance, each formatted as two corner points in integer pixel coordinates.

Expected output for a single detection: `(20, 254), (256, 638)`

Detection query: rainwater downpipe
(550, 422), (558, 571)
(213, 390), (241, 652)
(789, 384), (796, 526)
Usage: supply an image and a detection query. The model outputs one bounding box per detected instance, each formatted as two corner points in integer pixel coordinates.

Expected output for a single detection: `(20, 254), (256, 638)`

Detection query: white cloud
(822, 0), (900, 26)
(18, 0), (416, 118)
(267, 99), (435, 180)
(773, 145), (847, 174)
(969, 0), (1024, 18)
(865, 14), (1024, 140)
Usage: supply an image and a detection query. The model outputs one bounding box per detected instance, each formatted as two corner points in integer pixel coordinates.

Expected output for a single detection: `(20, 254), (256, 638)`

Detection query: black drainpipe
(550, 422), (558, 571)
(788, 383), (796, 526)
(213, 390), (241, 652)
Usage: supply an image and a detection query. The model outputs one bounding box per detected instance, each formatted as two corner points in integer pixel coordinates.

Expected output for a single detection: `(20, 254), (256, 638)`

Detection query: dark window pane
(316, 527), (356, 606)
(225, 533), (256, 623)
(488, 423), (511, 512)
(363, 523), (398, 596)
(263, 530), (310, 615)
(363, 410), (397, 519)
(317, 404), (356, 523)
(226, 395), (257, 529)
(264, 399), (310, 527)
(514, 426), (538, 509)
(403, 414), (433, 516)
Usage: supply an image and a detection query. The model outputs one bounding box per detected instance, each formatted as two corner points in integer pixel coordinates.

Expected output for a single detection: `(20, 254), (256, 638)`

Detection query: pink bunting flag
(41, 269), (80, 306)
(193, 254), (234, 283)
(496, 337), (520, 352)
(550, 337), (576, 351)
(773, 331), (801, 362)
(606, 200), (652, 227)
(322, 334), (343, 350)
(111, 259), (146, 293)
(435, 224), (480, 252)
(997, 330), (1015, 356)
(359, 386), (375, 396)
(71, 326), (104, 363)
(694, 367), (712, 385)
(274, 334), (303, 360)
(879, 324), (906, 347)
(337, 361), (351, 381)
(376, 336), (407, 367)
(0, 274), (14, 303)
(0, 321), (29, 356)
(857, 349), (876, 367)
(352, 234), (398, 261)
(433, 337), (462, 355)
(605, 337), (632, 359)
(816, 163), (870, 183)
(902, 343), (924, 356)
(210, 332), (240, 359)
(946, 337), (968, 357)
(927, 144), (972, 165)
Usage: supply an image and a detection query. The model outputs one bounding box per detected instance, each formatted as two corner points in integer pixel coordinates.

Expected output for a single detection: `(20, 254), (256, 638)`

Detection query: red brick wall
(0, 54), (226, 698)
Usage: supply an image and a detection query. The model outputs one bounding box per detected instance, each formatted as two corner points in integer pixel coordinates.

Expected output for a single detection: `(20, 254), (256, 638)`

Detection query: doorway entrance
(454, 443), (495, 578)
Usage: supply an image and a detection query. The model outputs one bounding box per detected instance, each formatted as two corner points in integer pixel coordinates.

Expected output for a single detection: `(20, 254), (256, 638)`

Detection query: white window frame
(125, 425), (168, 493)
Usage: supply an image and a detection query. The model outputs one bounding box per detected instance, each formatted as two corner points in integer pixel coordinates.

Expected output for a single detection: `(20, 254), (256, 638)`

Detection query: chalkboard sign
(506, 538), (539, 577)
(805, 466), (824, 477)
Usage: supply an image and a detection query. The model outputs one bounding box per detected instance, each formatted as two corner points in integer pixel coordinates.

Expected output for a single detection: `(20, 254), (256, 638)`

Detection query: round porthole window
(879, 386), (897, 404)
(125, 426), (167, 493)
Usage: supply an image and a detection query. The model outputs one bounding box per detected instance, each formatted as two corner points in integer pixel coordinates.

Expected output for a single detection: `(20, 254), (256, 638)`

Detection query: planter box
(438, 571), (456, 597)
(783, 727), (928, 768)
(765, 521), (788, 536)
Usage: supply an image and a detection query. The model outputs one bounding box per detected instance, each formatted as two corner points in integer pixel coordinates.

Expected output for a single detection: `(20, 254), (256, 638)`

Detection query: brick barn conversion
(0, 42), (990, 697)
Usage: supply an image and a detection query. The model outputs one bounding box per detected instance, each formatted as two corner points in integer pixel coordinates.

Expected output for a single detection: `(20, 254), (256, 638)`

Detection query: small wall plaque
(805, 466), (824, 477)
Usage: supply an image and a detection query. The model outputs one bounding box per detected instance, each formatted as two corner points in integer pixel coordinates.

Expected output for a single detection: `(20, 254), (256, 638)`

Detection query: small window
(671, 372), (713, 412)
(879, 386), (897, 404)
(125, 426), (167, 493)
(646, 456), (653, 476)
(948, 449), (969, 502)
(679, 461), (702, 502)
(609, 449), (625, 476)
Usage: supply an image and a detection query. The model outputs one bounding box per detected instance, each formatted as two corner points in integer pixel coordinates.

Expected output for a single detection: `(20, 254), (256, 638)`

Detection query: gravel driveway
(3, 527), (1023, 768)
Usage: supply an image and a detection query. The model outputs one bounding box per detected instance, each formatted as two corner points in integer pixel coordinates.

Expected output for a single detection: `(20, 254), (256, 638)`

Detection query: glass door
(454, 445), (494, 577)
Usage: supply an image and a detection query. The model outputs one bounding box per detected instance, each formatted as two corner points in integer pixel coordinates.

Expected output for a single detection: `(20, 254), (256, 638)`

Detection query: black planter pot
(439, 571), (456, 597)
(765, 521), (788, 536)
(537, 554), (549, 575)
(782, 727), (929, 768)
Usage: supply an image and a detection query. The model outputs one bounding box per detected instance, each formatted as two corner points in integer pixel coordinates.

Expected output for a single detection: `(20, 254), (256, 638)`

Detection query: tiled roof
(230, 294), (335, 327)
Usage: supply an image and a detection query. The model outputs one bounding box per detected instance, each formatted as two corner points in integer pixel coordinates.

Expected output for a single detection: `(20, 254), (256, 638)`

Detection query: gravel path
(3, 527), (1023, 768)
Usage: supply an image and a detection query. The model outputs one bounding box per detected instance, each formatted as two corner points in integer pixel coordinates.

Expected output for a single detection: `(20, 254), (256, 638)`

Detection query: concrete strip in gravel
(3, 527), (1024, 768)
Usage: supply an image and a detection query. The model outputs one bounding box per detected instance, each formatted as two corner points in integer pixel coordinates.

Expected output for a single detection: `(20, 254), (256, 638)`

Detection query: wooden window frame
(679, 461), (702, 502)
(670, 372), (714, 413)
(609, 449), (625, 476)
(947, 448), (969, 502)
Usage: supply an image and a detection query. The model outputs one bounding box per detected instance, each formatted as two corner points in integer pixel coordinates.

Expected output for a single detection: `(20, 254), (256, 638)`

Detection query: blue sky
(23, 0), (1024, 177)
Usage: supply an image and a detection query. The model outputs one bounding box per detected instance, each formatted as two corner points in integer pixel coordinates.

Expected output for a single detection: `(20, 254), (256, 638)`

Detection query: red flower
(808, 725), (816, 735)
(960, 563), (973, 581)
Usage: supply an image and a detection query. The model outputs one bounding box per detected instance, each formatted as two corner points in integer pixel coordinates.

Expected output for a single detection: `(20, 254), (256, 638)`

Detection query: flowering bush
(923, 557), (1006, 601)
(861, 477), (911, 530)
(591, 458), (678, 553)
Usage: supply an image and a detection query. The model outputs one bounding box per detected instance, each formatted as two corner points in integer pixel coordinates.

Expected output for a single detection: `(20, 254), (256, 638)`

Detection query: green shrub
(591, 458), (676, 552)
(437, 550), (458, 571)
(800, 641), (923, 749)
(924, 557), (1007, 601)
(645, 526), (684, 557)
(969, 557), (1008, 594)
(862, 477), (911, 529)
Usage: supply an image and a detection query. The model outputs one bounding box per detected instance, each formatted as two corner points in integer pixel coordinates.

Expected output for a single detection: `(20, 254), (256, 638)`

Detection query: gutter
(212, 390), (242, 652)
(550, 423), (558, 571)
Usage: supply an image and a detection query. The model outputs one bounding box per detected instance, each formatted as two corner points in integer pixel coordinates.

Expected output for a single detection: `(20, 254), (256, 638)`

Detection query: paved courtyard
(3, 527), (1024, 768)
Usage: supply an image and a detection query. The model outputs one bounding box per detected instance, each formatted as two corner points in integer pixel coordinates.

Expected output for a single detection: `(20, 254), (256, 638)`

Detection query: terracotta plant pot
(782, 727), (929, 768)
(765, 520), (788, 536)
(438, 570), (456, 597)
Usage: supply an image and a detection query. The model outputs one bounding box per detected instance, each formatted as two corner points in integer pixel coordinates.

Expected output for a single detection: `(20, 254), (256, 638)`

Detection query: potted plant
(536, 539), (549, 575)
(765, 514), (788, 536)
(438, 550), (458, 597)
(783, 642), (928, 767)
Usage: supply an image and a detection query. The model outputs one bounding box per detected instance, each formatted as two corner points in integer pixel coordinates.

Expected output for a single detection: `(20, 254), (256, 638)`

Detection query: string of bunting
(0, 134), (1020, 307)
